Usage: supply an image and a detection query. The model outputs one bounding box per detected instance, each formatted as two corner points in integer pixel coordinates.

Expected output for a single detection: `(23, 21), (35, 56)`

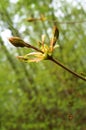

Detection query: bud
(53, 26), (59, 39)
(53, 26), (59, 45)
(40, 15), (46, 21)
(27, 18), (37, 22)
(8, 37), (25, 47)
(27, 15), (46, 22)
(50, 26), (59, 48)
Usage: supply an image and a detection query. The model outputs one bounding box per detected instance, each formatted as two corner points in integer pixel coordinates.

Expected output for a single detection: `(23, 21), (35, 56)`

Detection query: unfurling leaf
(17, 52), (47, 63)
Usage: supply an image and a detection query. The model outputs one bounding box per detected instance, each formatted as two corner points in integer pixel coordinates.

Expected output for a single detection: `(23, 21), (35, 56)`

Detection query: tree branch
(48, 56), (86, 81)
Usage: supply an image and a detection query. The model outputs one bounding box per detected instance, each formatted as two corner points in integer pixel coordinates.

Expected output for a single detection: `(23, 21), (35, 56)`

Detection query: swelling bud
(9, 37), (25, 47)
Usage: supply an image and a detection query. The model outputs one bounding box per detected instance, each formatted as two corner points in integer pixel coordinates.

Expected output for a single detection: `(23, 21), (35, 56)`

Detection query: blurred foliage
(0, 0), (86, 130)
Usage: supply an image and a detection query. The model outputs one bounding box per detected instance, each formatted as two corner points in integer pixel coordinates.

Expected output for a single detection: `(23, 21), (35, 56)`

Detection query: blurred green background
(0, 0), (86, 130)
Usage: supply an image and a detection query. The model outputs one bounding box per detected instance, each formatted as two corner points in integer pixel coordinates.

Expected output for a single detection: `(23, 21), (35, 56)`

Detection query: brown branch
(47, 20), (86, 24)
(35, 20), (86, 24)
(24, 42), (43, 53)
(48, 56), (86, 81)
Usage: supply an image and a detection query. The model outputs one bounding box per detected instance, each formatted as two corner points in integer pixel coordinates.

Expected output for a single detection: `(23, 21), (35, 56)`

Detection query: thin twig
(47, 20), (86, 24)
(34, 20), (86, 24)
(49, 56), (86, 81)
(24, 42), (43, 53)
